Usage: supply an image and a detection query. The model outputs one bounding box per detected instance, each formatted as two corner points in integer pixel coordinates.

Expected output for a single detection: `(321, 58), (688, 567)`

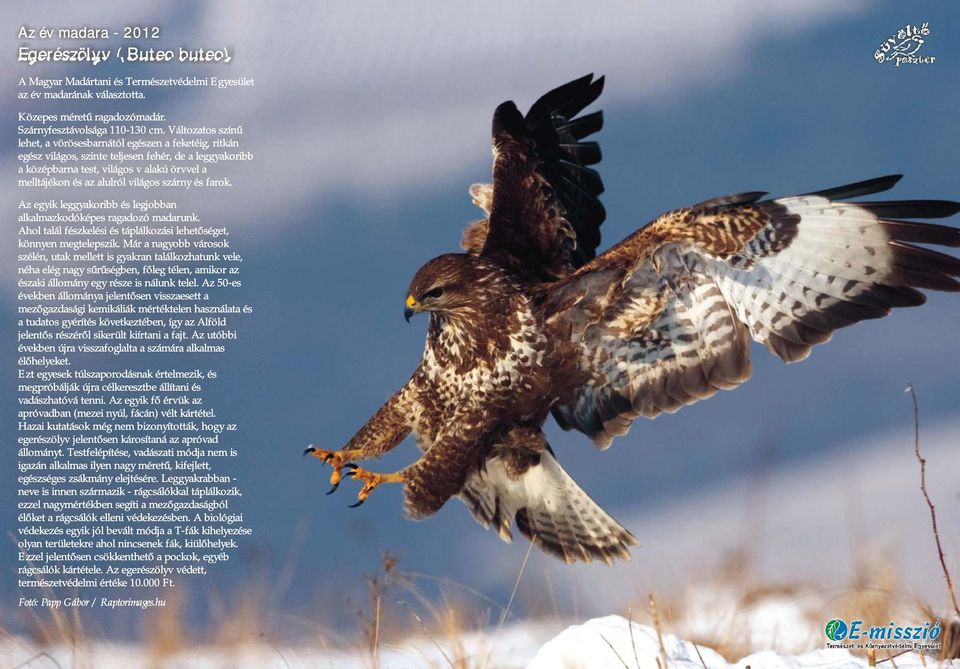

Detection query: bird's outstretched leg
(305, 380), (418, 494)
(329, 416), (493, 513)
(304, 447), (364, 495)
(342, 466), (405, 508)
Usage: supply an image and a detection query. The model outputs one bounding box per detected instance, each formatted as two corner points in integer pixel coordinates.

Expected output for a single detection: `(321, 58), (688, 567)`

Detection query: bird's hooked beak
(404, 294), (420, 322)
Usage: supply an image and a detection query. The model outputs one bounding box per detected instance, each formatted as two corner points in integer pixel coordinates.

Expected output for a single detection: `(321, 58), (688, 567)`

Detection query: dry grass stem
(906, 385), (960, 620)
(400, 601), (457, 669)
(627, 604), (642, 669)
(13, 652), (65, 669)
(482, 537), (535, 668)
(600, 631), (631, 669)
(692, 641), (709, 669)
(649, 594), (669, 669)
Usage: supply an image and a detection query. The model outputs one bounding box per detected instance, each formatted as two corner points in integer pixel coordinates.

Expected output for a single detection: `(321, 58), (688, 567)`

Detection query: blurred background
(2, 0), (958, 645)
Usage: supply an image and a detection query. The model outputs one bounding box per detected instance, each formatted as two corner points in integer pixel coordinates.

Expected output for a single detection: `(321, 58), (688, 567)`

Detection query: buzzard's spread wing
(463, 75), (606, 280)
(544, 175), (960, 447)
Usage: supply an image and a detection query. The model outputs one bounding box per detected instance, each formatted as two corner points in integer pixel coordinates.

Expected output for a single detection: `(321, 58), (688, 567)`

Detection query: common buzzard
(307, 75), (959, 564)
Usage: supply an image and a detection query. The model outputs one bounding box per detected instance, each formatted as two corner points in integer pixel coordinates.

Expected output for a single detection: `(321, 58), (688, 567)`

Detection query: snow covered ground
(0, 622), (548, 668)
(4, 613), (955, 668)
(529, 616), (954, 669)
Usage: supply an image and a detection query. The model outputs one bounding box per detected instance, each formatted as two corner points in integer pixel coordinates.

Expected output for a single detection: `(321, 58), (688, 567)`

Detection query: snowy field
(2, 613), (956, 668)
(531, 616), (955, 669)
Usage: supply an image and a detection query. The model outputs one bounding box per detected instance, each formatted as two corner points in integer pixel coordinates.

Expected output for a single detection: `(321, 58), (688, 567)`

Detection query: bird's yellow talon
(305, 447), (361, 495)
(348, 467), (382, 502)
(340, 467), (403, 507)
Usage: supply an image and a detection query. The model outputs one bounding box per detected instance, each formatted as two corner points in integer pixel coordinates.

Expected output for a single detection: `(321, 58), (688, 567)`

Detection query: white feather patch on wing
(707, 195), (919, 363)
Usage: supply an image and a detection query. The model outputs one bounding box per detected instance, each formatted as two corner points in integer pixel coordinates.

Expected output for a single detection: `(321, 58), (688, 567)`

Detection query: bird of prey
(307, 75), (960, 564)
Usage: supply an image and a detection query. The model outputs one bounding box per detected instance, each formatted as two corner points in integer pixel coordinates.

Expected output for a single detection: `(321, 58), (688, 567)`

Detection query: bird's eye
(422, 287), (444, 300)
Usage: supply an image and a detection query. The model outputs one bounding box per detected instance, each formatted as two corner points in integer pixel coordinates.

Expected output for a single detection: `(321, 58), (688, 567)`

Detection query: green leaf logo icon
(824, 618), (847, 640)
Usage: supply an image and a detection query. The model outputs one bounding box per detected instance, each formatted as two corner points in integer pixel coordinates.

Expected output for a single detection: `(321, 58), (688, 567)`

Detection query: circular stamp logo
(825, 618), (849, 641)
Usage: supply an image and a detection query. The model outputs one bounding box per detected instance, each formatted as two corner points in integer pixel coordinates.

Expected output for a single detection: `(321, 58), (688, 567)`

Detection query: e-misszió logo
(824, 618), (941, 643)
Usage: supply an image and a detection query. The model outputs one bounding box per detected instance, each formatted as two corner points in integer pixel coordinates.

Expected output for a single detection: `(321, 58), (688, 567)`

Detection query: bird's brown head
(404, 253), (508, 322)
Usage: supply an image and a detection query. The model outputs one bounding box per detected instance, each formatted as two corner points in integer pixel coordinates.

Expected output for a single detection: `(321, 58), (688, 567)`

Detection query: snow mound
(528, 615), (725, 669)
(527, 615), (950, 669)
(678, 583), (822, 653)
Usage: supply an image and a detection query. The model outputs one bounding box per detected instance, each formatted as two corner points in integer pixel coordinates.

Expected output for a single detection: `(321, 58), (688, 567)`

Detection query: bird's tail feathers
(459, 449), (637, 565)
